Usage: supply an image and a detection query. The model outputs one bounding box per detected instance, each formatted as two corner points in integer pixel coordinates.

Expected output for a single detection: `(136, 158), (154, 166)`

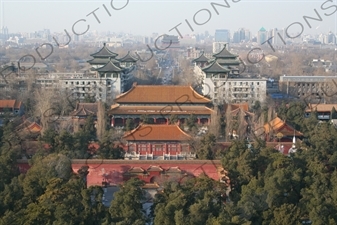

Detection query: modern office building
(215, 29), (230, 43)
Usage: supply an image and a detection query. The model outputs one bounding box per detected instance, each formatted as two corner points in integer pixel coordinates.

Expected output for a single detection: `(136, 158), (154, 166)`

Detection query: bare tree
(96, 101), (107, 141)
(225, 104), (233, 141)
(34, 88), (57, 135)
(209, 106), (220, 138)
(237, 108), (247, 140)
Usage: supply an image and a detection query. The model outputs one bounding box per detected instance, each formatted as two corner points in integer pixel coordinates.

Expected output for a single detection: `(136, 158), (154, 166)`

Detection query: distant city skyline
(0, 0), (336, 38)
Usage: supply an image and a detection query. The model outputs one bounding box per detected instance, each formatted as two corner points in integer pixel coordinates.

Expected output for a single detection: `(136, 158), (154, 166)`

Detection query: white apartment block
(194, 66), (266, 104)
(35, 71), (133, 102)
(193, 44), (267, 105)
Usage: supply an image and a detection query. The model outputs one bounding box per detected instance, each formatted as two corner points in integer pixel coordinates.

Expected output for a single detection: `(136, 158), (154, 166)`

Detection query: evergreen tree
(140, 114), (151, 124)
(169, 114), (179, 124)
(197, 133), (216, 160)
(109, 178), (147, 224)
(186, 114), (197, 131)
(125, 118), (135, 131)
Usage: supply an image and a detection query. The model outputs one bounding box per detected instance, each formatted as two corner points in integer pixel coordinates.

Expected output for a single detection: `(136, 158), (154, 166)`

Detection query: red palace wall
(17, 160), (223, 187)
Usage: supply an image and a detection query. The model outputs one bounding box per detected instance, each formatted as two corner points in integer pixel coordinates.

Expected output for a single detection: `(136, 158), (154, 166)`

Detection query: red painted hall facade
(123, 124), (195, 160)
(17, 160), (228, 187)
(108, 83), (214, 127)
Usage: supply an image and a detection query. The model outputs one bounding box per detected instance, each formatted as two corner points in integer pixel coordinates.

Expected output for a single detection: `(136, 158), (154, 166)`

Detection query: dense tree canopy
(1, 101), (337, 224)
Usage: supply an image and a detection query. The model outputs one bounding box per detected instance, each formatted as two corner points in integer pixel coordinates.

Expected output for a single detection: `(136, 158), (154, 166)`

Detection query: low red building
(0, 99), (24, 116)
(17, 159), (225, 187)
(123, 124), (195, 160)
(259, 117), (303, 142)
(72, 159), (223, 186)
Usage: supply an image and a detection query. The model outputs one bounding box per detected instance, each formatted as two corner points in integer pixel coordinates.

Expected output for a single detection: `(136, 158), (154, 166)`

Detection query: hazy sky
(1, 0), (337, 36)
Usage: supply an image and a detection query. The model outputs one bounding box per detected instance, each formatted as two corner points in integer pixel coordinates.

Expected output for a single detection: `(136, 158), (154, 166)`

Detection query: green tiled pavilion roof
(95, 61), (125, 73)
(90, 43), (118, 58)
(202, 60), (230, 73)
(193, 52), (209, 62)
(87, 57), (120, 65)
(117, 51), (138, 62)
(213, 44), (237, 59)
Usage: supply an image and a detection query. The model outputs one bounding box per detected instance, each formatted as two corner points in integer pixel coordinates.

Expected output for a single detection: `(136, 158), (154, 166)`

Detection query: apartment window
(65, 82), (68, 85)
(71, 82), (74, 85)
(88, 82), (90, 85)
(76, 82), (79, 85)
(257, 82), (260, 85)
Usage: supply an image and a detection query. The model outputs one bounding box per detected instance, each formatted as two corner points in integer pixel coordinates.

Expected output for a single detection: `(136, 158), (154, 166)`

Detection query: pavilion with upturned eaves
(87, 43), (138, 74)
(192, 52), (210, 68)
(211, 44), (241, 75)
(87, 43), (138, 94)
(108, 83), (214, 127)
(260, 117), (303, 142)
(193, 44), (241, 77)
(88, 43), (119, 70)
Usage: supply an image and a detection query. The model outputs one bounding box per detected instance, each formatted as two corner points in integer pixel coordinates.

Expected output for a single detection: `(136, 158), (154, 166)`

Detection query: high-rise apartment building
(257, 27), (267, 44)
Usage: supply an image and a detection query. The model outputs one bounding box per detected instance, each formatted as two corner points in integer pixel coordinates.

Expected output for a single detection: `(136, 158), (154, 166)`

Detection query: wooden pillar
(208, 118), (211, 125)
(166, 118), (169, 125)
(122, 118), (125, 125)
(111, 118), (115, 127)
(197, 118), (201, 125)
(153, 118), (157, 124)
